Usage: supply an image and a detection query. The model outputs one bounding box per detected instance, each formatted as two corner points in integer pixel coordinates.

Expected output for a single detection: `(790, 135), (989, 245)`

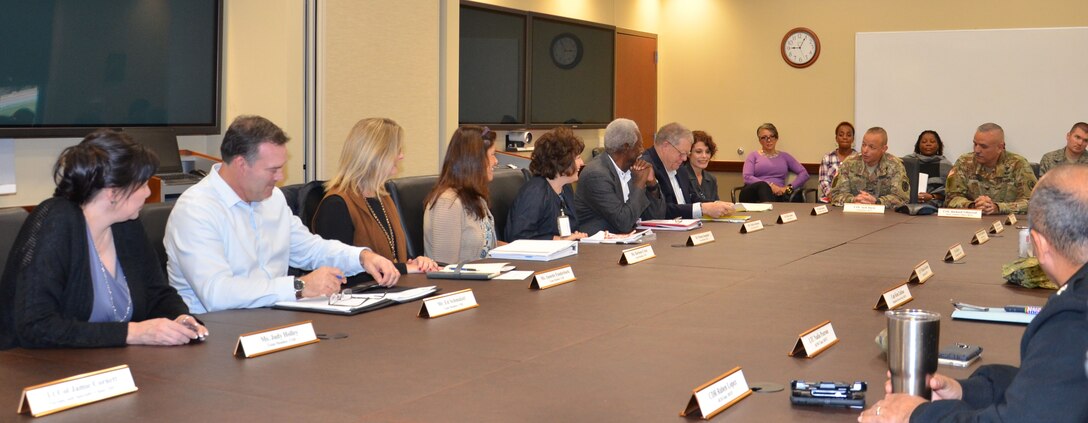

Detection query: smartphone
(938, 343), (982, 367)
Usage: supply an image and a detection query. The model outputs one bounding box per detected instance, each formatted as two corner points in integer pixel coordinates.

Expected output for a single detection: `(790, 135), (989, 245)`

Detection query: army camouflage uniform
(829, 153), (910, 207)
(945, 151), (1037, 214)
(1038, 148), (1088, 176)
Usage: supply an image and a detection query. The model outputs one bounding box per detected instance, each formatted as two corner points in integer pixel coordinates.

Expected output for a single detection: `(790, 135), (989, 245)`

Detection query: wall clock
(781, 27), (820, 68)
(551, 33), (583, 70)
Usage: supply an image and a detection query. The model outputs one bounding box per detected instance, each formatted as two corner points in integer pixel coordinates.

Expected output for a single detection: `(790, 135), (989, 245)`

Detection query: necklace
(363, 196), (397, 259)
(90, 237), (132, 322)
(762, 150), (779, 159)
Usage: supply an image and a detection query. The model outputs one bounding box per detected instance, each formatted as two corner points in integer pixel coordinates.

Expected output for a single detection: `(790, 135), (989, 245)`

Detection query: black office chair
(297, 180), (326, 228)
(1031, 162), (1041, 179)
(386, 174), (439, 259)
(138, 202), (174, 277)
(520, 168), (532, 181)
(901, 155), (922, 204)
(489, 168), (528, 242)
(0, 207), (29, 278)
(280, 183), (304, 217)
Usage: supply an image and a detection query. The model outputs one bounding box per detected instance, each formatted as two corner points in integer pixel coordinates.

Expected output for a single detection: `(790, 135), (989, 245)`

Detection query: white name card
(972, 229), (990, 245)
(874, 283), (913, 310)
(418, 288), (478, 318)
(777, 211), (798, 224)
(908, 260), (934, 284)
(945, 243), (966, 262)
(990, 220), (1005, 234)
(619, 244), (655, 265)
(686, 231), (715, 246)
(811, 205), (829, 215)
(530, 265), (576, 290)
(843, 203), (885, 214)
(740, 220), (764, 234)
(788, 320), (839, 359)
(1005, 214), (1018, 225)
(679, 367), (752, 420)
(234, 321), (319, 358)
(938, 208), (982, 219)
(18, 365), (137, 417)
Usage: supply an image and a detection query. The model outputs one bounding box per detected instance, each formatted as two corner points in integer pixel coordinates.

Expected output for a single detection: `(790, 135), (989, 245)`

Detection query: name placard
(679, 367), (752, 420)
(776, 211), (798, 224)
(990, 220), (1005, 234)
(972, 229), (990, 245)
(944, 243), (966, 262)
(740, 220), (764, 234)
(686, 231), (715, 246)
(938, 208), (982, 219)
(234, 321), (319, 358)
(530, 265), (576, 290)
(811, 205), (829, 215)
(874, 283), (913, 310)
(843, 203), (885, 214)
(1005, 214), (1018, 225)
(418, 288), (478, 318)
(619, 244), (655, 265)
(788, 320), (839, 359)
(908, 260), (934, 284)
(18, 365), (137, 417)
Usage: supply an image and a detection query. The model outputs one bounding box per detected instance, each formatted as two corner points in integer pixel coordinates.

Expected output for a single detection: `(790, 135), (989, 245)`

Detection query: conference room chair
(901, 155), (922, 204)
(137, 202), (174, 276)
(520, 168), (532, 181)
(1031, 162), (1041, 179)
(297, 180), (326, 228)
(0, 207), (29, 278)
(279, 183), (304, 217)
(489, 167), (528, 243)
(731, 177), (814, 203)
(385, 174), (439, 259)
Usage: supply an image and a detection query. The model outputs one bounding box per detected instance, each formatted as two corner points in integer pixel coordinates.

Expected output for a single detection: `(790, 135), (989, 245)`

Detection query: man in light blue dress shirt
(165, 115), (399, 313)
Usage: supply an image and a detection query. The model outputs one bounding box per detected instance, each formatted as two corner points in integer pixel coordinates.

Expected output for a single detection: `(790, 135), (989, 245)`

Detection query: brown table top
(0, 204), (1046, 421)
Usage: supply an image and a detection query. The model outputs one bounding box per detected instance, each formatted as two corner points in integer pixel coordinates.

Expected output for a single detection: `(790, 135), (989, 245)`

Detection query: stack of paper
(702, 215), (751, 223)
(736, 203), (773, 212)
(488, 240), (579, 261)
(637, 219), (702, 231)
(427, 262), (512, 280)
(580, 230), (650, 244)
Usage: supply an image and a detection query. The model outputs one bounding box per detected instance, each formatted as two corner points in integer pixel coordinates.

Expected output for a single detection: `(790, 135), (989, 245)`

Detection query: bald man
(945, 122), (1037, 214)
(860, 164), (1088, 422)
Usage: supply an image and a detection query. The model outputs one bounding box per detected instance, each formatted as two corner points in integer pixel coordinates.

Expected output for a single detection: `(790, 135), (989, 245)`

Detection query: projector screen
(855, 27), (1088, 164)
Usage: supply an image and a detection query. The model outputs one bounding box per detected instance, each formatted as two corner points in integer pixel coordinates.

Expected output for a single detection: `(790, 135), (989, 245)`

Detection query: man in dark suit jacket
(575, 118), (665, 234)
(642, 122), (734, 219)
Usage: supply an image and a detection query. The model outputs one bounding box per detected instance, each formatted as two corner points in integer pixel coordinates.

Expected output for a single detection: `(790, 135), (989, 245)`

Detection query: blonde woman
(311, 118), (439, 283)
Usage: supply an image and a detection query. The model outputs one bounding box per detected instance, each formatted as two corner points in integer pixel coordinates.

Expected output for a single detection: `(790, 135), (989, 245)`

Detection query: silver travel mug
(886, 309), (940, 399)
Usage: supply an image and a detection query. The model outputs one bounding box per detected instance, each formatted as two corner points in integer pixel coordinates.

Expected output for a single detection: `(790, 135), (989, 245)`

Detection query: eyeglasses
(328, 289), (386, 307)
(759, 135), (778, 142)
(665, 141), (690, 158)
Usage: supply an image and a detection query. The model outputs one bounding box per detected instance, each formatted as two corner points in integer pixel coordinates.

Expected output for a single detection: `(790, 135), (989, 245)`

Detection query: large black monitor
(0, 0), (223, 138)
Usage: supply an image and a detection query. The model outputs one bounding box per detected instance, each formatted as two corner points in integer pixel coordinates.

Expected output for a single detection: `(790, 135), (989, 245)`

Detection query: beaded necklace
(90, 238), (132, 322)
(363, 196), (397, 259)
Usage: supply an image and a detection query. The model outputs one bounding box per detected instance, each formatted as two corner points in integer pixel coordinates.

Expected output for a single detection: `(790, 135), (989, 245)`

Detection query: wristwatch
(294, 278), (305, 299)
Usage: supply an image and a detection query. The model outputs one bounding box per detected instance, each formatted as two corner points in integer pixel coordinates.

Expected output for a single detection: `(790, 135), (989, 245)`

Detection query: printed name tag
(679, 367), (752, 420)
(874, 283), (913, 310)
(944, 243), (966, 262)
(777, 211), (798, 224)
(418, 288), (478, 318)
(908, 260), (934, 284)
(1005, 214), (1018, 225)
(685, 231), (715, 246)
(811, 205), (829, 215)
(938, 208), (982, 219)
(740, 220), (764, 234)
(530, 265), (576, 290)
(18, 365), (137, 417)
(788, 320), (839, 359)
(843, 203), (885, 214)
(234, 321), (319, 358)
(990, 220), (1005, 234)
(972, 229), (990, 245)
(619, 244), (655, 265)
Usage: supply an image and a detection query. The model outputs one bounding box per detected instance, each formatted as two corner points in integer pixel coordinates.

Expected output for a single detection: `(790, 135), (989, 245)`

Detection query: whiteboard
(856, 27), (1088, 163)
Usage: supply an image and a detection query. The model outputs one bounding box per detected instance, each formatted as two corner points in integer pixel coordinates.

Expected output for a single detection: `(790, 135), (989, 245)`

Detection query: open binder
(272, 285), (439, 315)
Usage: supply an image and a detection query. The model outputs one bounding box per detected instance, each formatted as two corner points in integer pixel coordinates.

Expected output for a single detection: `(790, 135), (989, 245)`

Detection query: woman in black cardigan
(0, 129), (207, 349)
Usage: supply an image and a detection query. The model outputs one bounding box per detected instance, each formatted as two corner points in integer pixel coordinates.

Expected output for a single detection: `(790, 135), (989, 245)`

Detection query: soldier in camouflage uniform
(945, 122), (1037, 214)
(829, 127), (910, 207)
(1038, 122), (1088, 176)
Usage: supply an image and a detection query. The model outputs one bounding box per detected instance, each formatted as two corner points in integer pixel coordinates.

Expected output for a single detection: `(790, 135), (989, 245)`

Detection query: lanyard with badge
(557, 193), (572, 237)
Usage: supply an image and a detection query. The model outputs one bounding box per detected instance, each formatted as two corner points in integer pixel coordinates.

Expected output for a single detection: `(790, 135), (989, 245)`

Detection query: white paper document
(580, 229), (651, 244)
(637, 219), (702, 231)
(494, 270), (534, 280)
(273, 286), (438, 314)
(736, 203), (773, 212)
(917, 172), (929, 194)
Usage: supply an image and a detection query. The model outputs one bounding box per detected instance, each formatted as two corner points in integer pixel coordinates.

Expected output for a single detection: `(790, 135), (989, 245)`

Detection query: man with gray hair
(945, 122), (1037, 214)
(574, 118), (664, 234)
(860, 164), (1088, 422)
(641, 122), (734, 218)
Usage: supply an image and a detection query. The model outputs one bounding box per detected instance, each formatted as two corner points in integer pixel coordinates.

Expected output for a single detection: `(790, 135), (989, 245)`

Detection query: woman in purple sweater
(740, 123), (810, 203)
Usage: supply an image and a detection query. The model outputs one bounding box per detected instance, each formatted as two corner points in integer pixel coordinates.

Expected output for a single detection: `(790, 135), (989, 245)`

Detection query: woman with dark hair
(505, 127), (588, 241)
(903, 130), (953, 206)
(424, 126), (499, 264)
(0, 129), (206, 349)
(681, 130), (720, 201)
(818, 122), (856, 203)
(740, 123), (809, 202)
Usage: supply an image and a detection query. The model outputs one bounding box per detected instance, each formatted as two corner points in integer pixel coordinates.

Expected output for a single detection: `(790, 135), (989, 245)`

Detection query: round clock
(550, 33), (583, 70)
(781, 27), (820, 68)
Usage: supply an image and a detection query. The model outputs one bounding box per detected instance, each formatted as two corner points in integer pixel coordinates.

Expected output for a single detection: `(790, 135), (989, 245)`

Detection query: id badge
(557, 215), (571, 237)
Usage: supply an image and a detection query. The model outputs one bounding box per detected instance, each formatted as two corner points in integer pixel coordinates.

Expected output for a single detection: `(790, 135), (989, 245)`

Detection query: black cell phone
(938, 343), (982, 367)
(789, 381), (866, 409)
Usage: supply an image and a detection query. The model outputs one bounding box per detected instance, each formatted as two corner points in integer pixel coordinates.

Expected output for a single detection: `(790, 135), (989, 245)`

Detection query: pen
(1004, 305), (1041, 315)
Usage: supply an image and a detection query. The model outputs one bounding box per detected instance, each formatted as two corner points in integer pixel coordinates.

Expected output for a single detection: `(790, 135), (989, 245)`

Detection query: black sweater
(0, 197), (190, 349)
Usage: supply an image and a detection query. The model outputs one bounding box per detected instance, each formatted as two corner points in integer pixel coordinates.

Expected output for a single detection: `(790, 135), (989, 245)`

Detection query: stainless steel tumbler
(886, 309), (940, 399)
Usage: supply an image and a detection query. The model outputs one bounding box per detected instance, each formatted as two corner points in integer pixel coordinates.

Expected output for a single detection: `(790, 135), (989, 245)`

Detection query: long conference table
(0, 203), (1050, 422)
